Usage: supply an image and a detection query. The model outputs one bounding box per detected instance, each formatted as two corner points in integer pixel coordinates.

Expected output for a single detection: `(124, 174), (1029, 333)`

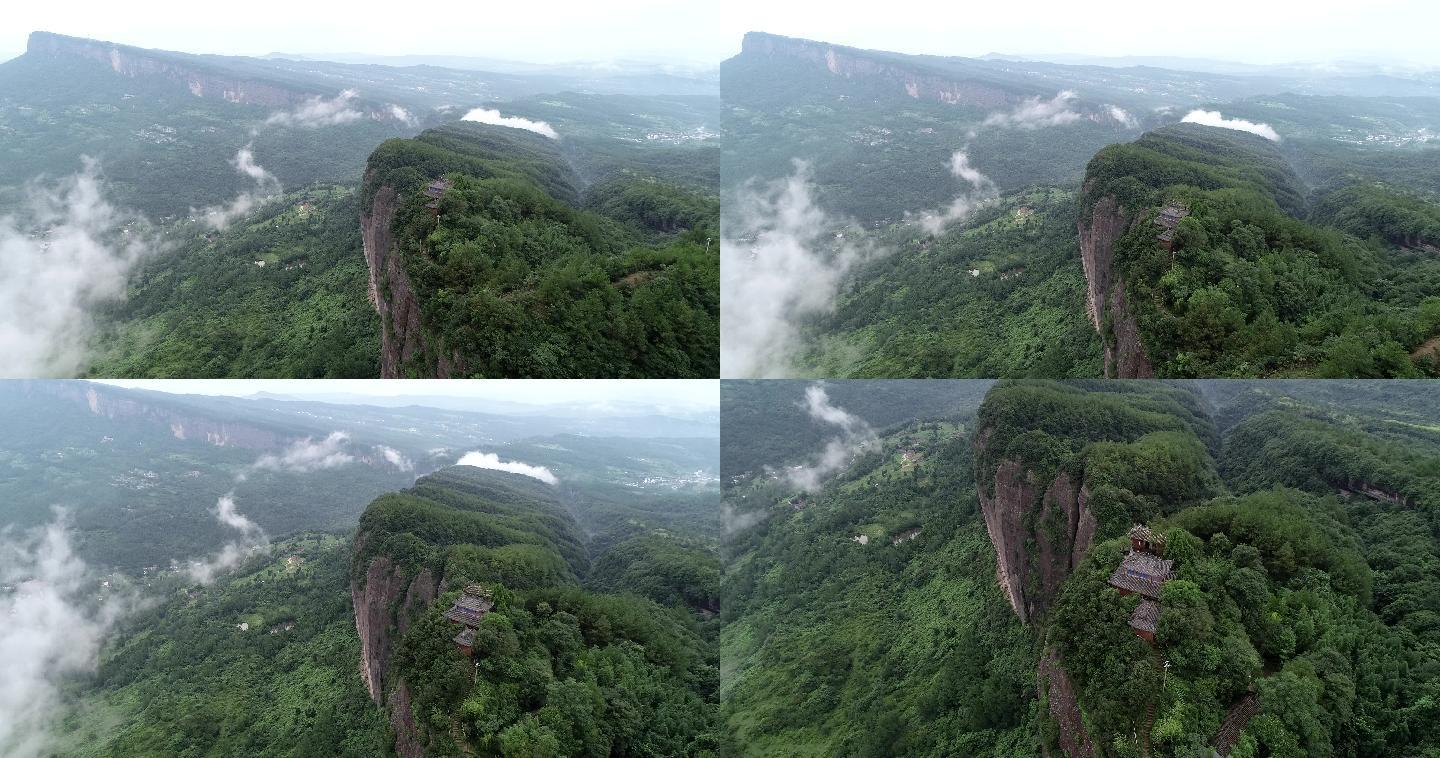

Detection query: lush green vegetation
(367, 122), (719, 377)
(1085, 124), (1440, 378)
(358, 465), (724, 756)
(55, 535), (392, 757)
(724, 379), (1440, 756)
(724, 413), (1038, 756)
(789, 190), (1104, 377)
(88, 185), (381, 377)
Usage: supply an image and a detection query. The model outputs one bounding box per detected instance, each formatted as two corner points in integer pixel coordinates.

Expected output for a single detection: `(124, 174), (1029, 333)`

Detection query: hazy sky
(6, 0), (1438, 69)
(723, 0), (1440, 67)
(94, 379), (718, 411)
(1, 0), (727, 65)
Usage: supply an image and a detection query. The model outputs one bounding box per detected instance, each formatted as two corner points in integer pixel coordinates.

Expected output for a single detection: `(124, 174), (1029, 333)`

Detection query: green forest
(366, 121), (719, 378)
(49, 460), (724, 758)
(723, 379), (1440, 756)
(1085, 125), (1440, 378)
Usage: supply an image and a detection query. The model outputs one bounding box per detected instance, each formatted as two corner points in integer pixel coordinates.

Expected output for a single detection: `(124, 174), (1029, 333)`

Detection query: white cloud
(981, 90), (1081, 131)
(720, 162), (883, 378)
(0, 158), (155, 377)
(0, 513), (131, 757)
(376, 445), (413, 471)
(182, 493), (269, 584)
(461, 108), (559, 139)
(193, 146), (282, 230)
(249, 431), (354, 474)
(1181, 109), (1281, 141)
(782, 384), (878, 492)
(387, 104), (417, 126)
(1107, 105), (1138, 128)
(910, 150), (997, 235)
(264, 89), (364, 128)
(456, 451), (559, 485)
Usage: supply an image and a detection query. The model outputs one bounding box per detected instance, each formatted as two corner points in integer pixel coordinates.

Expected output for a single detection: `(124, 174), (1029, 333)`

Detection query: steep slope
(973, 381), (1221, 622)
(1078, 123), (1440, 377)
(350, 465), (719, 755)
(360, 121), (718, 378)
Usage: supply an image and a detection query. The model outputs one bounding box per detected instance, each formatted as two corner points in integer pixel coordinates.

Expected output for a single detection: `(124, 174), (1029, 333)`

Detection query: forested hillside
(88, 185), (381, 378)
(1081, 124), (1440, 378)
(723, 379), (1440, 756)
(353, 465), (723, 755)
(363, 120), (719, 378)
(721, 33), (1440, 379)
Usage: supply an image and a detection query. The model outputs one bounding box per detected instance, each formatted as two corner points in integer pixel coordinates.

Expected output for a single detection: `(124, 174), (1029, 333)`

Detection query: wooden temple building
(423, 178), (452, 215)
(443, 583), (494, 656)
(1107, 525), (1173, 644)
(1153, 202), (1190, 252)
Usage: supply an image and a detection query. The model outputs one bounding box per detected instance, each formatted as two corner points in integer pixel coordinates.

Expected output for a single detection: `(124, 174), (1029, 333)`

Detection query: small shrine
(1107, 525), (1173, 644)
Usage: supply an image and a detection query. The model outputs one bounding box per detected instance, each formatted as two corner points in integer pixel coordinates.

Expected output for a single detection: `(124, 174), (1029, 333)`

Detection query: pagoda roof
(1107, 550), (1174, 599)
(1130, 599), (1161, 633)
(443, 585), (495, 626)
(453, 627), (476, 647)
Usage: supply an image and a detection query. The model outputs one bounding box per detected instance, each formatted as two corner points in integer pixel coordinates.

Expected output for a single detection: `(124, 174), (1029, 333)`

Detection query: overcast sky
(5, 0), (1438, 69)
(94, 379), (718, 412)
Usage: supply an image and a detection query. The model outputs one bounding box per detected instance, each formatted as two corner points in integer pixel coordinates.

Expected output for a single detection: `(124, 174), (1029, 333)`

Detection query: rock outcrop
(979, 459), (1097, 623)
(1078, 189), (1154, 378)
(361, 181), (467, 378)
(351, 548), (438, 705)
(1039, 649), (1097, 758)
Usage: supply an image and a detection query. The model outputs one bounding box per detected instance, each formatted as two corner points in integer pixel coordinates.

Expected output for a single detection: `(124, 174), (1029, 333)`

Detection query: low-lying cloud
(461, 108), (559, 139)
(182, 493), (269, 584)
(250, 431), (354, 474)
(1107, 105), (1138, 128)
(981, 90), (1081, 131)
(194, 146), (283, 230)
(376, 445), (414, 472)
(0, 159), (155, 377)
(265, 89), (364, 128)
(720, 162), (880, 378)
(0, 512), (131, 757)
(1181, 110), (1281, 141)
(910, 150), (998, 235)
(456, 451), (559, 485)
(783, 385), (878, 492)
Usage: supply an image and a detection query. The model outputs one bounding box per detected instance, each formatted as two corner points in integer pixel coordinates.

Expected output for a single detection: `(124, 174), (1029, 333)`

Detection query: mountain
(1, 32), (721, 378)
(721, 33), (1440, 379)
(361, 118), (718, 377)
(722, 379), (1440, 756)
(11, 386), (722, 756)
(1079, 124), (1440, 377)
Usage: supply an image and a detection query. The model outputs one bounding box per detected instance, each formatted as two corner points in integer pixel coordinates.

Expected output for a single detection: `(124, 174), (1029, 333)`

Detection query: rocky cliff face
(351, 550), (438, 704)
(741, 32), (1020, 110)
(978, 458), (1097, 623)
(26, 31), (403, 121)
(27, 381), (283, 449)
(361, 182), (465, 378)
(1078, 189), (1154, 378)
(352, 541), (439, 756)
(28, 32), (315, 109)
(1038, 649), (1097, 758)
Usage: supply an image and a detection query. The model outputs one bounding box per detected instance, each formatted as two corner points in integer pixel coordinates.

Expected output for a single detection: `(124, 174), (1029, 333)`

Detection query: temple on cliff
(1107, 524), (1173, 644)
(423, 178), (452, 213)
(1153, 202), (1190, 252)
(443, 583), (494, 655)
